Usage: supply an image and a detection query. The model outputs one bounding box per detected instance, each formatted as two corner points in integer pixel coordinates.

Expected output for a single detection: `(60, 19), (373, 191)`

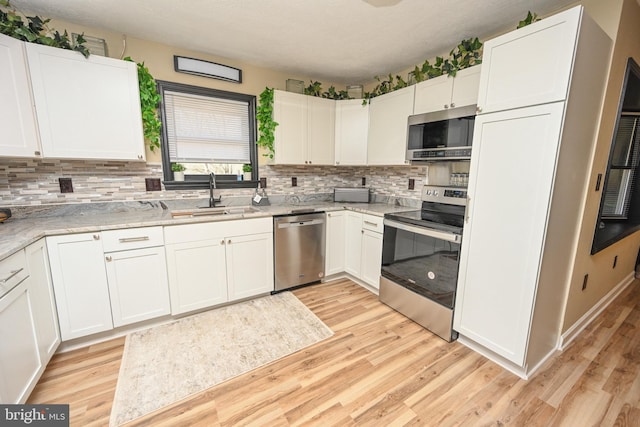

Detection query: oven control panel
(422, 186), (468, 206)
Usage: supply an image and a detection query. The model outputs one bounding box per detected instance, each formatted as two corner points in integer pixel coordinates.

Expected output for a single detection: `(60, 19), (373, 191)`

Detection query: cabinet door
(0, 280), (41, 404)
(367, 86), (414, 165)
(26, 43), (145, 161)
(361, 229), (383, 291)
(273, 90), (307, 164)
(307, 96), (335, 165)
(105, 247), (171, 327)
(165, 239), (228, 315)
(335, 100), (368, 165)
(454, 103), (564, 366)
(450, 65), (481, 109)
(0, 34), (40, 158)
(413, 74), (454, 115)
(25, 240), (60, 364)
(226, 232), (274, 300)
(344, 211), (363, 277)
(476, 6), (581, 114)
(47, 233), (113, 340)
(325, 211), (346, 276)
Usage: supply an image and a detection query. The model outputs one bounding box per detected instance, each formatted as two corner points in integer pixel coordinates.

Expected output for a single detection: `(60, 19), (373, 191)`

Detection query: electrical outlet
(59, 177), (73, 193)
(408, 178), (415, 190)
(145, 178), (162, 191)
(292, 177), (297, 187)
(362, 177), (366, 186)
(259, 177), (267, 188)
(582, 274), (589, 291)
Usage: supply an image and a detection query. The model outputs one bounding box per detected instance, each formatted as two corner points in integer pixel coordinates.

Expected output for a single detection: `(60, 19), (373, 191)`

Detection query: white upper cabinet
(274, 90), (307, 164)
(273, 91), (335, 165)
(25, 43), (146, 161)
(335, 99), (369, 165)
(0, 34), (41, 158)
(367, 86), (414, 165)
(476, 7), (581, 114)
(413, 65), (481, 115)
(307, 96), (335, 165)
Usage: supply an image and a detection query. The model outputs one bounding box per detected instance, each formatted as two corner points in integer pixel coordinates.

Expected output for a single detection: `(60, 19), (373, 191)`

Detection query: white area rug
(109, 292), (333, 426)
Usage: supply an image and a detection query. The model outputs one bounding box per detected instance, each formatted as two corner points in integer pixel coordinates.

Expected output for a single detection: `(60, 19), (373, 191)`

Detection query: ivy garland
(257, 87), (278, 159)
(124, 57), (162, 152)
(0, 0), (90, 57)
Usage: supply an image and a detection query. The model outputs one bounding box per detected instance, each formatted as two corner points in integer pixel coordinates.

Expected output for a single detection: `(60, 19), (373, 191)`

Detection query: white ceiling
(12, 0), (576, 85)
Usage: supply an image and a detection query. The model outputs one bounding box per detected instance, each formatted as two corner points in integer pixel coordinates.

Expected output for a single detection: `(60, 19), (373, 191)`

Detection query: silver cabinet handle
(119, 236), (150, 243)
(450, 102), (455, 108)
(221, 240), (225, 245)
(105, 256), (112, 262)
(444, 104), (449, 109)
(138, 154), (144, 160)
(363, 220), (379, 227)
(0, 268), (24, 283)
(476, 106), (483, 113)
(228, 239), (232, 244)
(466, 196), (472, 224)
(361, 230), (364, 234)
(93, 234), (100, 240)
(34, 150), (41, 156)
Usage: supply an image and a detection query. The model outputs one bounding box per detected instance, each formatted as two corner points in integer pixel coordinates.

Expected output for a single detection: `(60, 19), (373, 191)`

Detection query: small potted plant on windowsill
(242, 164), (252, 181)
(171, 163), (186, 181)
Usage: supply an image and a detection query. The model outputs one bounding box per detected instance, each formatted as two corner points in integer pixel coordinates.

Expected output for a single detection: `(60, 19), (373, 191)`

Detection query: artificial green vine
(257, 87), (278, 159)
(517, 11), (540, 29)
(304, 81), (351, 100)
(0, 0), (90, 57)
(124, 57), (162, 152)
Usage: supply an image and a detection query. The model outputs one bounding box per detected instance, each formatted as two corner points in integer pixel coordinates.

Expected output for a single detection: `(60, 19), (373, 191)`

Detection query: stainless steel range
(379, 185), (467, 342)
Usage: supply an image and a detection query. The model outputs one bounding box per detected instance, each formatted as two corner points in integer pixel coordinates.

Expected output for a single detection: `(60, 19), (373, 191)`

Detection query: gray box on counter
(333, 187), (370, 203)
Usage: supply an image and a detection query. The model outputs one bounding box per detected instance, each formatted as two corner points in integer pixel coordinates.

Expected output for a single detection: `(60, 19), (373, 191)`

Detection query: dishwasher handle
(276, 218), (325, 228)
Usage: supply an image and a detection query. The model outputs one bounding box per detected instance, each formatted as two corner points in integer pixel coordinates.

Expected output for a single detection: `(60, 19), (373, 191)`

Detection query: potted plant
(171, 163), (186, 181)
(242, 164), (252, 181)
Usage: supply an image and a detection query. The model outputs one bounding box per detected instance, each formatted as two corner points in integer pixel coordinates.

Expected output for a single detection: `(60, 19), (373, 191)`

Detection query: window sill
(163, 180), (258, 191)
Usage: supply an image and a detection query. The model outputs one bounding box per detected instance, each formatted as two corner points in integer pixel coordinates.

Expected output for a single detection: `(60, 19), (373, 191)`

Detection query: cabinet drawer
(101, 226), (164, 252)
(164, 217), (273, 245)
(0, 250), (29, 298)
(361, 214), (383, 233)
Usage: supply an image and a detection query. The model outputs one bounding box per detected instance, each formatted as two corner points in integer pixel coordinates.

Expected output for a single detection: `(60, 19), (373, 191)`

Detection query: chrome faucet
(209, 172), (221, 207)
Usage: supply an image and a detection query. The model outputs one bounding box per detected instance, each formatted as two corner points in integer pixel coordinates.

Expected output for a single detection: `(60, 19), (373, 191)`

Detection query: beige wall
(562, 0), (640, 333)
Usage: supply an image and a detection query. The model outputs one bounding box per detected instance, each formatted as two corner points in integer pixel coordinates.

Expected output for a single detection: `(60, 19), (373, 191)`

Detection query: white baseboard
(456, 335), (529, 379)
(559, 271), (636, 350)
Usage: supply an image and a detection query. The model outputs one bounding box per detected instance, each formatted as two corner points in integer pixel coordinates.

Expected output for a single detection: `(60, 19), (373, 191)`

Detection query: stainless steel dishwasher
(273, 211), (326, 291)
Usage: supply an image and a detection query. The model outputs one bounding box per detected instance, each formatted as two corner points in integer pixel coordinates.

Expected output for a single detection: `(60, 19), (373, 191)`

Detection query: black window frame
(156, 80), (258, 190)
(592, 57), (640, 254)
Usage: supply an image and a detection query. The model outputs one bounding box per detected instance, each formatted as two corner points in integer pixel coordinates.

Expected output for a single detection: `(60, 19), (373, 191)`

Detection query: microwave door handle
(383, 219), (460, 243)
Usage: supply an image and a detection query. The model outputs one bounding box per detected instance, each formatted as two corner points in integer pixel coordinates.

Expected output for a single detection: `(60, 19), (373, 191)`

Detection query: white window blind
(164, 90), (251, 163)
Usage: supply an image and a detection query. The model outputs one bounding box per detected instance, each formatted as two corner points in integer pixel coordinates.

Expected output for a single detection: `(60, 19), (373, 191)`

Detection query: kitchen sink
(170, 206), (261, 218)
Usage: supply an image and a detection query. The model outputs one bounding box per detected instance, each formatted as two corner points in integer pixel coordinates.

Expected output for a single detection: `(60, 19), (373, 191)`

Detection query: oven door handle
(383, 219), (461, 243)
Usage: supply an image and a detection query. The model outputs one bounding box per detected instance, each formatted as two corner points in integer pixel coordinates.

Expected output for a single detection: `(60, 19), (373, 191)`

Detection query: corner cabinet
(367, 86), (415, 165)
(413, 65), (481, 115)
(335, 99), (369, 166)
(0, 33), (40, 158)
(25, 43), (146, 161)
(273, 90), (335, 165)
(164, 218), (274, 315)
(453, 6), (612, 376)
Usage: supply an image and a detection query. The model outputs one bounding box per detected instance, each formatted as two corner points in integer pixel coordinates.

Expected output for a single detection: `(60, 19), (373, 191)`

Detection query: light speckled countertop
(0, 199), (418, 261)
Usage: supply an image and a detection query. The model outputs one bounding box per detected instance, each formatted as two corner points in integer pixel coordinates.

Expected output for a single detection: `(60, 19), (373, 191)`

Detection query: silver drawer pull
(0, 268), (24, 283)
(119, 236), (150, 243)
(363, 221), (379, 227)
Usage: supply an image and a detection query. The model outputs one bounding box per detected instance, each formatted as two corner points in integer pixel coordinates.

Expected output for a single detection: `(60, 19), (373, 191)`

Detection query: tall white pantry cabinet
(453, 6), (612, 377)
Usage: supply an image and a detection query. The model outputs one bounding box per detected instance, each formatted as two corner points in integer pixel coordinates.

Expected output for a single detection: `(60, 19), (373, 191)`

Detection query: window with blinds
(164, 91), (251, 163)
(156, 80), (257, 187)
(602, 115), (640, 218)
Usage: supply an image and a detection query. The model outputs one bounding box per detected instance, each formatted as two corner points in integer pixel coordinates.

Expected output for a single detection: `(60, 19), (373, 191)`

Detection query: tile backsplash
(0, 159), (427, 206)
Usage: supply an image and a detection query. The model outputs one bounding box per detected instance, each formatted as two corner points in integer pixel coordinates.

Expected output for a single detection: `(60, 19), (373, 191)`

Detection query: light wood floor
(29, 278), (640, 426)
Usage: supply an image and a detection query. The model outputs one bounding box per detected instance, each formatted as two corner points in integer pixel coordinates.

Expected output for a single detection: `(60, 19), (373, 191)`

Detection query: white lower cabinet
(325, 211), (346, 276)
(0, 241), (60, 404)
(165, 218), (274, 315)
(48, 227), (169, 340)
(343, 212), (384, 291)
(47, 233), (113, 340)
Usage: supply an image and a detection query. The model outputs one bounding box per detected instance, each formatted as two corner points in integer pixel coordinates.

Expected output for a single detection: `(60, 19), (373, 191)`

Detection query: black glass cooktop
(385, 201), (465, 234)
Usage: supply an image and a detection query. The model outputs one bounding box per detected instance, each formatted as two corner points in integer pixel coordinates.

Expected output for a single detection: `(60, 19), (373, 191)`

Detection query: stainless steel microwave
(406, 104), (476, 162)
